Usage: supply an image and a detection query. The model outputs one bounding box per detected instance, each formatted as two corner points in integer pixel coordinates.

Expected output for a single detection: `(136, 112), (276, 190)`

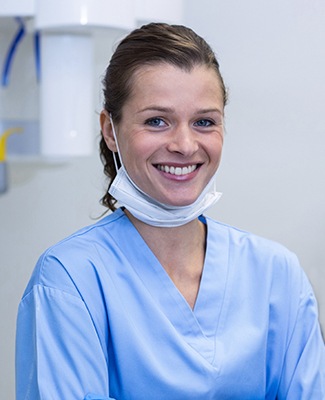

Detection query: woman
(16, 23), (324, 399)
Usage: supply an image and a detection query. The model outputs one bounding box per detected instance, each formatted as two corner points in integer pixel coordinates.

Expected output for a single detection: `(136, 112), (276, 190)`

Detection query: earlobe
(100, 110), (117, 152)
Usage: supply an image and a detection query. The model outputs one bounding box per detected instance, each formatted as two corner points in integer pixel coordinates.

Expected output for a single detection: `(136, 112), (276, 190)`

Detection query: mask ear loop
(109, 114), (123, 173)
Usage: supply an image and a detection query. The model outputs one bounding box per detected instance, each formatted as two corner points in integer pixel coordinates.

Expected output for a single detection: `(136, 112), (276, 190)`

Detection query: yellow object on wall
(0, 127), (22, 162)
(0, 127), (22, 194)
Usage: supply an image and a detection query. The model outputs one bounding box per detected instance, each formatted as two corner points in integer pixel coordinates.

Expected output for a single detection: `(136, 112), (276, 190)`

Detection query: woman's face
(102, 63), (225, 207)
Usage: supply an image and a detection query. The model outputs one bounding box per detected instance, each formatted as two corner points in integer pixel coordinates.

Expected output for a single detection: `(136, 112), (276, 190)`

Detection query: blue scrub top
(16, 209), (325, 399)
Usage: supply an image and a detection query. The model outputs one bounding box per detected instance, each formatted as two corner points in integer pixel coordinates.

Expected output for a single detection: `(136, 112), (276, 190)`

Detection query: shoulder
(204, 216), (309, 297)
(23, 209), (126, 298)
(205, 216), (298, 262)
(47, 208), (125, 254)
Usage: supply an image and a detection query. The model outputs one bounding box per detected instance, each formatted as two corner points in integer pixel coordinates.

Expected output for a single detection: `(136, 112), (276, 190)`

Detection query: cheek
(208, 137), (223, 162)
(119, 136), (151, 174)
(125, 133), (157, 160)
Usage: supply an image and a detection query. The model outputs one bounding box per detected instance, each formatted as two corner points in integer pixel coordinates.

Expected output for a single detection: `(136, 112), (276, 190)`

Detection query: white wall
(185, 0), (325, 326)
(0, 1), (324, 397)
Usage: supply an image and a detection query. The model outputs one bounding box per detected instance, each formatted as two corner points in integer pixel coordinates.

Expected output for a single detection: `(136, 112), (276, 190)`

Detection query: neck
(125, 208), (206, 250)
(125, 209), (207, 309)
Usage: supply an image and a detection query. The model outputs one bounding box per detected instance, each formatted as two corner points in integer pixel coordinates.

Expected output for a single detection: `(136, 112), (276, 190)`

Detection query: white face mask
(108, 116), (222, 227)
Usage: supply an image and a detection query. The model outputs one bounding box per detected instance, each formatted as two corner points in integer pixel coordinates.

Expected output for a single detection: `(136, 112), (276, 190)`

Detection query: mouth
(156, 164), (199, 176)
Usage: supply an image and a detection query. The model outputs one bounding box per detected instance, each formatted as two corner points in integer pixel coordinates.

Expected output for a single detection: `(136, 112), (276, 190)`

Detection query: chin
(148, 189), (201, 207)
(160, 196), (198, 208)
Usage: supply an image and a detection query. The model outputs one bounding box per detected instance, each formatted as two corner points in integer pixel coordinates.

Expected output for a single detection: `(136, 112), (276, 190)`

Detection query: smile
(156, 164), (198, 176)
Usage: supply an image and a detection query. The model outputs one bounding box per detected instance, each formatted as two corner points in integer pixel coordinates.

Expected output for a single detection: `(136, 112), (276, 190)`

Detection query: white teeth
(157, 164), (197, 176)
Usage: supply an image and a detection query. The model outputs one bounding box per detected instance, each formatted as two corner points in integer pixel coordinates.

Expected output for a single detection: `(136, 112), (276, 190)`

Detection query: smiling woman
(100, 23), (227, 213)
(16, 22), (325, 400)
(100, 63), (224, 209)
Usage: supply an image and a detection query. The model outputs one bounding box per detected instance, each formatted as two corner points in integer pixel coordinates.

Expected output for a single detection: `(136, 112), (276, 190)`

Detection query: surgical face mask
(108, 116), (222, 227)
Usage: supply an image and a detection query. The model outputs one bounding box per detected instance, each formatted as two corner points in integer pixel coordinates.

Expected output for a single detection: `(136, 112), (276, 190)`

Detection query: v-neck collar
(108, 209), (230, 364)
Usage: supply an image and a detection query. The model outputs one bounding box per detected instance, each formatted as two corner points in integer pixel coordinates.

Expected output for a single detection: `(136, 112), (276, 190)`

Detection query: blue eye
(145, 117), (165, 127)
(194, 119), (214, 127)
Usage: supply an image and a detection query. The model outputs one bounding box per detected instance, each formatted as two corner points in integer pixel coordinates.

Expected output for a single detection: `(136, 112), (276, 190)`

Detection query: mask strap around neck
(109, 114), (123, 173)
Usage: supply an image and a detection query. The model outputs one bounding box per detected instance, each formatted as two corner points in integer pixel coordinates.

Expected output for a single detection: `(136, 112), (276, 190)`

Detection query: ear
(100, 110), (117, 152)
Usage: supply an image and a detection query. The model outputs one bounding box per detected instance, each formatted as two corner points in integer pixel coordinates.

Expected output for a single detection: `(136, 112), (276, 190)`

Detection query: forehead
(126, 63), (224, 107)
(132, 62), (221, 86)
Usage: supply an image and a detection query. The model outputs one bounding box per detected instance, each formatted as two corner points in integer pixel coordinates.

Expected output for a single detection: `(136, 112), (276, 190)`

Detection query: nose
(166, 124), (199, 156)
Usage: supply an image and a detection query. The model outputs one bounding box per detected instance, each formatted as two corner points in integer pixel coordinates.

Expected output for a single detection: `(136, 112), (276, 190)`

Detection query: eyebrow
(137, 106), (223, 116)
(137, 106), (174, 114)
(197, 108), (224, 116)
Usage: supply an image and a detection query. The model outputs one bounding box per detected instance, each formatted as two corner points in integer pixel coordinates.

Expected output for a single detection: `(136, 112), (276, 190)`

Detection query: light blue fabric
(16, 208), (325, 399)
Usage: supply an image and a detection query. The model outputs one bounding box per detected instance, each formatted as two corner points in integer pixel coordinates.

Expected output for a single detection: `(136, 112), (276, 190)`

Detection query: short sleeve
(278, 276), (325, 399)
(16, 284), (110, 400)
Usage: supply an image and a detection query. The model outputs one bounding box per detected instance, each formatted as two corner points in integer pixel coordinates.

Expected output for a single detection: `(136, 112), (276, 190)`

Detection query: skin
(101, 63), (225, 308)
